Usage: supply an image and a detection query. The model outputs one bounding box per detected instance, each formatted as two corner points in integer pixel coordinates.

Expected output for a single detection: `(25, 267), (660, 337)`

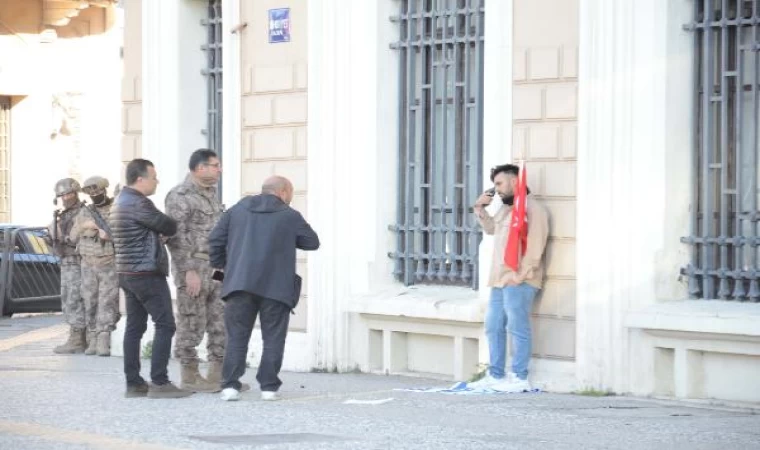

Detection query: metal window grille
(202, 0), (223, 197)
(0, 97), (10, 223)
(682, 0), (760, 301)
(389, 0), (485, 289)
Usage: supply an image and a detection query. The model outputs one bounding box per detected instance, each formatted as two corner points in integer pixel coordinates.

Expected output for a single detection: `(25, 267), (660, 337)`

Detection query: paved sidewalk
(1, 314), (759, 449)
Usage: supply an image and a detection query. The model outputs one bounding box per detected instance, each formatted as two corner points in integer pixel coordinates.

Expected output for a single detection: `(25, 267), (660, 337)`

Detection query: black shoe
(125, 383), (149, 398)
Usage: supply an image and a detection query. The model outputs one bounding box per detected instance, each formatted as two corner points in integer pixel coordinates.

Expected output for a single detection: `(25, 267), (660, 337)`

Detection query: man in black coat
(209, 175), (320, 401)
(110, 159), (192, 399)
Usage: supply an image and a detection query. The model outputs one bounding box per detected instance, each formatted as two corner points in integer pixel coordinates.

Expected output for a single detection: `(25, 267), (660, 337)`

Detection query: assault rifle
(85, 202), (112, 240)
(52, 209), (60, 243)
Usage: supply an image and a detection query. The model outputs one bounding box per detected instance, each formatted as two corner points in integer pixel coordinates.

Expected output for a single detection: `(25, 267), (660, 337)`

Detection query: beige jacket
(475, 196), (549, 289)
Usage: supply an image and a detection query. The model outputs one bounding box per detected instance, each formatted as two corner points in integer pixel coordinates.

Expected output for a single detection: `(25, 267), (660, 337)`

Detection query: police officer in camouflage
(165, 149), (231, 392)
(48, 178), (86, 354)
(69, 176), (120, 356)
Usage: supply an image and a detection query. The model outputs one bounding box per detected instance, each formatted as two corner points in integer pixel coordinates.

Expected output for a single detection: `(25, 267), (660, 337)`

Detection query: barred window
(202, 0), (223, 197)
(682, 0), (760, 301)
(389, 0), (485, 289)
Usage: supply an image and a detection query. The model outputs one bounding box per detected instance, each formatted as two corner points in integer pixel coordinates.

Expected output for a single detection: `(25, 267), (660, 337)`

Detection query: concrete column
(221, 0), (242, 207)
(576, 0), (693, 392)
(479, 0), (513, 297)
(112, 0), (209, 356)
(141, 0), (207, 201)
(306, 1), (393, 371)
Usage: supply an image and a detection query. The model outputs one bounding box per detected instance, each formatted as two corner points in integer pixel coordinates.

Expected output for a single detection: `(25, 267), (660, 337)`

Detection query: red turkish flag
(504, 163), (528, 272)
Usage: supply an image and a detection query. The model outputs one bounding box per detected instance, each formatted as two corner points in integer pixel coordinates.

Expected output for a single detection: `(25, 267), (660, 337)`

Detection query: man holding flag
(471, 163), (549, 392)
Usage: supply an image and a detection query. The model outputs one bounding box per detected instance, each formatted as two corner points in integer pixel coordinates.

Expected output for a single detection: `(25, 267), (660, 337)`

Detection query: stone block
(544, 161), (576, 197)
(295, 62), (308, 90)
(534, 278), (576, 318)
(528, 125), (560, 159)
(243, 95), (273, 127)
(274, 93), (308, 124)
(543, 199), (576, 239)
(513, 85), (543, 120)
(513, 48), (527, 81)
(529, 47), (560, 80)
(249, 128), (295, 160)
(545, 239), (576, 278)
(563, 46), (578, 78)
(241, 161), (274, 193)
(273, 159), (307, 192)
(545, 83), (577, 119)
(253, 65), (294, 93)
(561, 124), (577, 159)
(532, 316), (576, 358)
(295, 126), (307, 157)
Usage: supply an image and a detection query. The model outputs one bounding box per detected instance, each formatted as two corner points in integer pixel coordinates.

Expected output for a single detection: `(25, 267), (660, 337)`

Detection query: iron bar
(684, 0), (760, 301)
(391, 0), (484, 288)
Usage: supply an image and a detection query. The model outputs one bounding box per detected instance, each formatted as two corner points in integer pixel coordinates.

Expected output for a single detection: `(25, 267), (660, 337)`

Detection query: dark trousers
(119, 274), (176, 386)
(221, 291), (291, 392)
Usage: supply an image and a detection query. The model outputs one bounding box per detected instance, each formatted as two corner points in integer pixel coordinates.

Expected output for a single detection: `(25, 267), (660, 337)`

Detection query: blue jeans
(484, 284), (538, 380)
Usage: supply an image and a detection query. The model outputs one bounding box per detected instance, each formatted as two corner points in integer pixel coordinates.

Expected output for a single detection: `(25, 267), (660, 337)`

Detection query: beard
(498, 187), (530, 206)
(499, 193), (514, 206)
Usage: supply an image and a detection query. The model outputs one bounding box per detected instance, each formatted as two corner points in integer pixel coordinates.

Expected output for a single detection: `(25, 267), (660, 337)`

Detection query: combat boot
(84, 331), (98, 355)
(147, 382), (193, 399)
(54, 327), (86, 354)
(207, 360), (250, 391)
(96, 331), (111, 356)
(180, 361), (221, 393)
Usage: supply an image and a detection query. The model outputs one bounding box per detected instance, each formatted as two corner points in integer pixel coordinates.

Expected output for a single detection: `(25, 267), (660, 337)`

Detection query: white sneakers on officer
(261, 391), (280, 401)
(220, 388), (241, 401)
(491, 373), (532, 393)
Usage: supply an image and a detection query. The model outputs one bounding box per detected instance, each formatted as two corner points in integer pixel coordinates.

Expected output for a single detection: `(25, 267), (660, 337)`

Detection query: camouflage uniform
(165, 175), (225, 377)
(70, 188), (120, 356)
(47, 178), (86, 354)
(56, 208), (84, 329)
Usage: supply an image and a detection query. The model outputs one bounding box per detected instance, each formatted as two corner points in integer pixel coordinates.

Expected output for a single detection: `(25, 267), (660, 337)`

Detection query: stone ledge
(348, 285), (485, 324)
(624, 300), (760, 337)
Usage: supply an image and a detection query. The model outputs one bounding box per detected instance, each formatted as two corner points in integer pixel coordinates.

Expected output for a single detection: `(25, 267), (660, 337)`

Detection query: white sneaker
(220, 388), (241, 401)
(261, 391), (280, 401)
(467, 374), (502, 389)
(491, 373), (532, 393)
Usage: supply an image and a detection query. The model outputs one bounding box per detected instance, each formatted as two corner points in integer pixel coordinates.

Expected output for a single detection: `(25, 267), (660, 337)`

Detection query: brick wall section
(513, 0), (578, 360)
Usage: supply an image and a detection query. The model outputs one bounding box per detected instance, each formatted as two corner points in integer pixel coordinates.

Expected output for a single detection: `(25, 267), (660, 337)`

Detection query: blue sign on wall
(268, 8), (291, 43)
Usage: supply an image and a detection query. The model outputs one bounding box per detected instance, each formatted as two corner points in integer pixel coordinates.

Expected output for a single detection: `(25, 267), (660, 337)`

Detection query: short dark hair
(126, 159), (154, 186)
(188, 149), (218, 171)
(490, 164), (519, 182)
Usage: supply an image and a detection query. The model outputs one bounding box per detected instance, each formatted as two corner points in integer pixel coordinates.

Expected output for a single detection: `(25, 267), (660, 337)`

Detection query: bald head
(262, 176), (294, 204)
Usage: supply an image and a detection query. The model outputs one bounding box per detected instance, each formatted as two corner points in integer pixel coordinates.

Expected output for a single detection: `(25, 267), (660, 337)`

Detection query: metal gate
(682, 0), (760, 301)
(0, 227), (61, 317)
(202, 0), (223, 198)
(389, 0), (486, 289)
(0, 97), (10, 223)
